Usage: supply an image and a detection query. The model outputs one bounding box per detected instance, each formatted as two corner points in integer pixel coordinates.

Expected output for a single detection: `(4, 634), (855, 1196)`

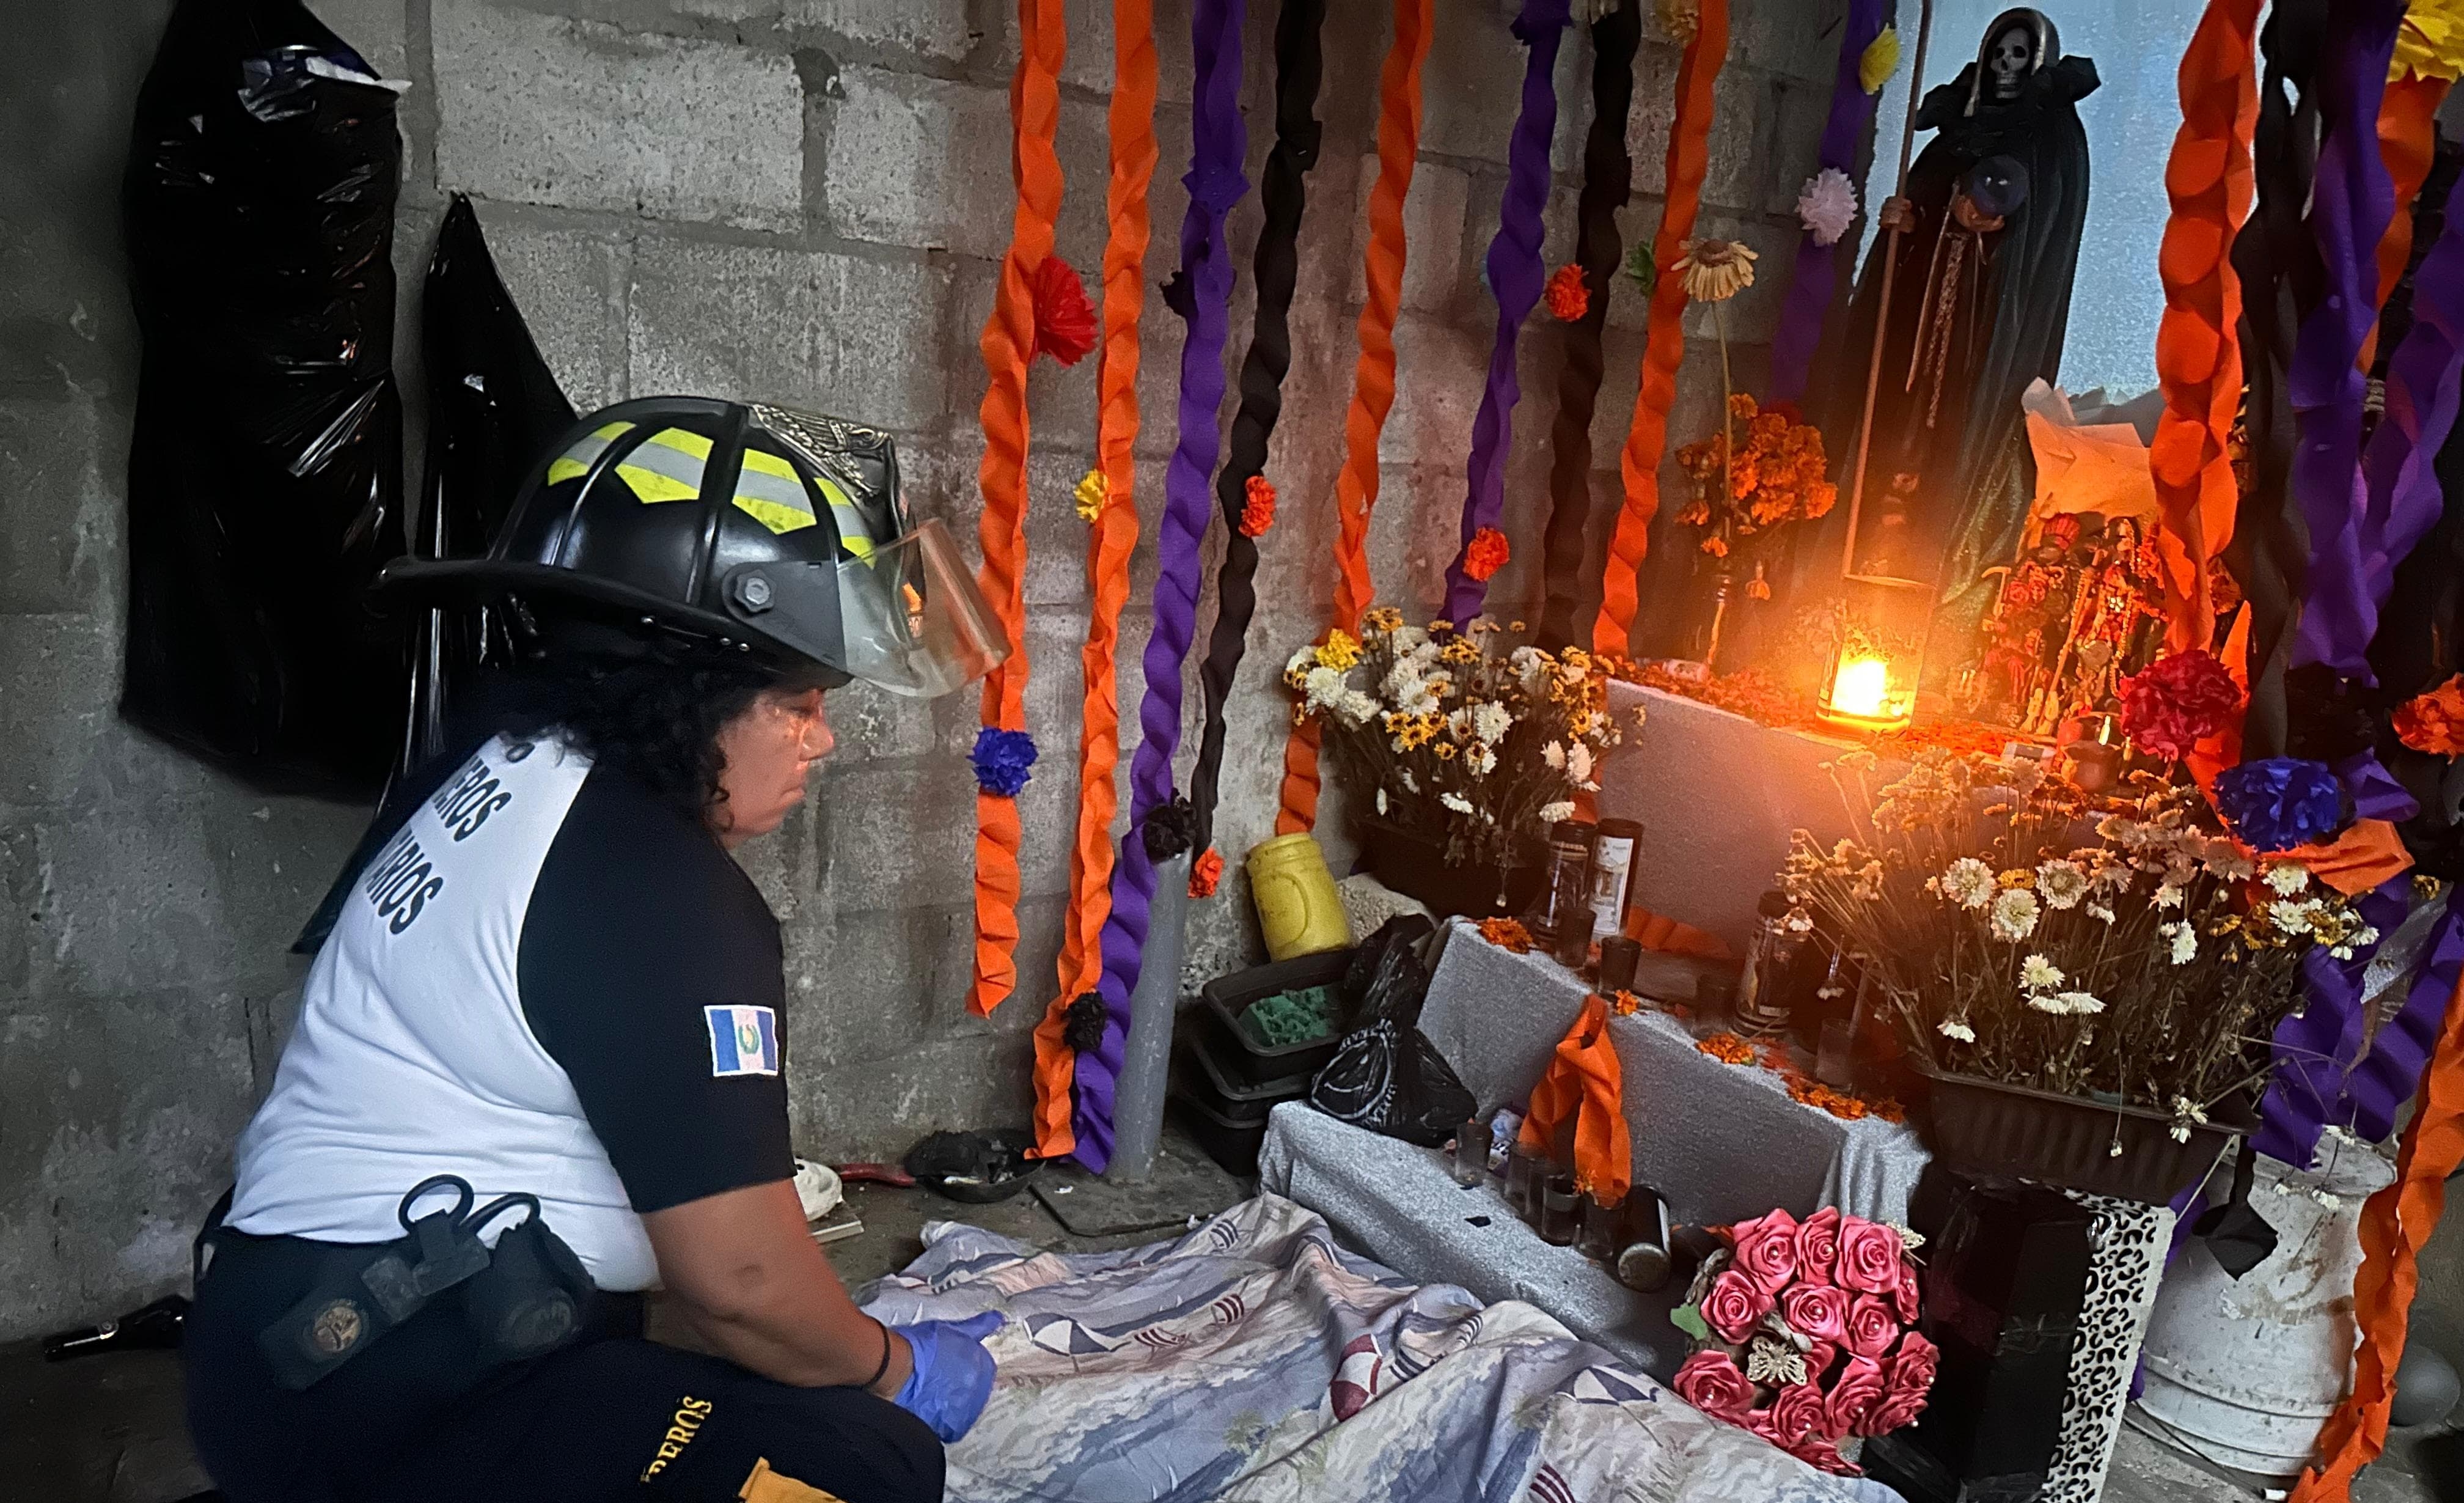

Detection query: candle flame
(1830, 655), (1891, 719)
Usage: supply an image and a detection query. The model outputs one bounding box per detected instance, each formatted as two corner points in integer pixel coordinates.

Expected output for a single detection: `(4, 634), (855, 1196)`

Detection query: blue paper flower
(2214, 757), (2344, 852)
(971, 727), (1038, 798)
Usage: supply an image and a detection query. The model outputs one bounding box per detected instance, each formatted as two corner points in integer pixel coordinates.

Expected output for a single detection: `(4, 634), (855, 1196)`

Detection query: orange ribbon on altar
(1518, 993), (1632, 1204)
(1274, 0), (1434, 837)
(1029, 0), (1157, 1159)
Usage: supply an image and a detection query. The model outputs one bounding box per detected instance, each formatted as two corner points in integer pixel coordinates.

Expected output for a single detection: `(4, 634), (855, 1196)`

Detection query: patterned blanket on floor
(858, 1194), (1898, 1503)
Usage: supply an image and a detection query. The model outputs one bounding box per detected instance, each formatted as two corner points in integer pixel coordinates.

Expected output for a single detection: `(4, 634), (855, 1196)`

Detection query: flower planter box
(1356, 818), (1544, 920)
(1912, 1064), (2246, 1205)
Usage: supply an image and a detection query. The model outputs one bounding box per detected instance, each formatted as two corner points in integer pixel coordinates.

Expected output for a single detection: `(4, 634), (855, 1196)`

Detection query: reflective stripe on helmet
(613, 428), (714, 504)
(544, 421), (637, 485)
(731, 447), (821, 537)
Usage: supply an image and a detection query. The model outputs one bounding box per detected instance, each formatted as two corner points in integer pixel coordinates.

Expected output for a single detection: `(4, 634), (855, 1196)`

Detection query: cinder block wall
(0, 0), (1838, 1339)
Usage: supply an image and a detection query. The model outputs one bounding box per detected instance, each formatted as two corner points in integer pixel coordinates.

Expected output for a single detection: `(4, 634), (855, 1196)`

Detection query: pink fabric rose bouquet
(1668, 1205), (1936, 1476)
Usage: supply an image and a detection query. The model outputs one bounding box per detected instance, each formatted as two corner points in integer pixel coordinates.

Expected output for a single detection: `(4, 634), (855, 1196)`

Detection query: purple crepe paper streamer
(1071, 0), (1250, 1172)
(2286, 0), (2405, 677)
(2253, 750), (2424, 1165)
(2344, 894), (2464, 1143)
(2341, 167), (2464, 674)
(1441, 0), (1571, 626)
(1767, 0), (1890, 406)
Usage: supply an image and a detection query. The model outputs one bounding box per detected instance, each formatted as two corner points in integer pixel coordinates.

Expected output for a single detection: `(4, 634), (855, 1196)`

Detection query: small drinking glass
(1451, 1117), (1494, 1188)
(1575, 1192), (1622, 1261)
(1817, 1017), (1856, 1089)
(1539, 1173), (1580, 1247)
(1505, 1144), (1549, 1222)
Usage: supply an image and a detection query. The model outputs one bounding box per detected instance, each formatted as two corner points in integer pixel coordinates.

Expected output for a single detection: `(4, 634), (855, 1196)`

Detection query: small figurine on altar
(2030, 514), (2163, 734)
(1959, 513), (2085, 724)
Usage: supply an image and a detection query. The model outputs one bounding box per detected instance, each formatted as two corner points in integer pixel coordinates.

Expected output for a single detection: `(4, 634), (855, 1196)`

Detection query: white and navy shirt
(226, 735), (794, 1291)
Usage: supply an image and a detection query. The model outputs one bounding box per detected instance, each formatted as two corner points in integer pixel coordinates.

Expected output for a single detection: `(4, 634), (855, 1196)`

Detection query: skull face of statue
(1989, 26), (2033, 98)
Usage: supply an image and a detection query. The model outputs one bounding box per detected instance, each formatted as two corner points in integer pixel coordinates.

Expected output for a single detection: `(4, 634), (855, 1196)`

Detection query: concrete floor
(7, 1134), (2460, 1503)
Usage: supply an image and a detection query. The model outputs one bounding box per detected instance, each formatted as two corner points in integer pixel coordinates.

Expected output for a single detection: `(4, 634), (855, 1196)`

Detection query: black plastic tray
(1170, 1088), (1275, 1176)
(1198, 949), (1355, 1090)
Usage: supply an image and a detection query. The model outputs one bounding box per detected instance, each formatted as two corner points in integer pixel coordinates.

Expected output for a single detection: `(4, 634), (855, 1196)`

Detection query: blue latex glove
(889, 1312), (1002, 1442)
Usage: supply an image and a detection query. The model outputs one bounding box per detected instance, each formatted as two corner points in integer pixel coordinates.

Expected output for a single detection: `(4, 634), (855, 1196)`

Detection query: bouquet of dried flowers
(1671, 1206), (1935, 1476)
(1675, 393), (1838, 562)
(1283, 611), (1634, 870)
(1783, 749), (2372, 1141)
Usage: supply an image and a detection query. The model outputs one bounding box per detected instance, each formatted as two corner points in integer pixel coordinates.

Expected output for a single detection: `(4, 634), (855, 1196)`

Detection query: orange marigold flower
(1697, 1032), (1756, 1065)
(1240, 474), (1277, 537)
(1727, 391), (1759, 423)
(1544, 263), (1591, 322)
(1607, 990), (1645, 1016)
(1464, 527), (1511, 582)
(1700, 534), (1730, 559)
(1478, 917), (1535, 954)
(2396, 674), (2464, 756)
(1189, 847), (1225, 898)
(1746, 565), (1772, 600)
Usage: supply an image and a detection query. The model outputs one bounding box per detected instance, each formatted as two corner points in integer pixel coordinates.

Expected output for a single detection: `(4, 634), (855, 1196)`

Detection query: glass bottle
(1733, 889), (1800, 1037)
(1587, 818), (1643, 943)
(1539, 1173), (1580, 1246)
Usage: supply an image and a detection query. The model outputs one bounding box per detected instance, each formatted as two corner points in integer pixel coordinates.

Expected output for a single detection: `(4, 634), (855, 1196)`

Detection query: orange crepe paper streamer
(1031, 0), (1156, 1159)
(1626, 904), (1734, 960)
(2361, 73), (2452, 373)
(968, 0), (1068, 1020)
(1593, 0), (1729, 659)
(2149, 0), (2260, 656)
(1517, 993), (1633, 1203)
(1275, 0), (1435, 836)
(2290, 967), (2464, 1502)
(2279, 818), (2415, 897)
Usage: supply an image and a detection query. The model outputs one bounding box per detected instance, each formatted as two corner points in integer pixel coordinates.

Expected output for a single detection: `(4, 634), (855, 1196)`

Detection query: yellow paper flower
(1675, 238), (1756, 303)
(2394, 0), (2464, 81)
(1073, 468), (1109, 523)
(1860, 26), (1901, 95)
(1315, 628), (1362, 671)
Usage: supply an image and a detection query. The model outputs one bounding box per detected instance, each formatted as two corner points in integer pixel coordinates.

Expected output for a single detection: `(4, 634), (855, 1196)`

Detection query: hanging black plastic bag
(1310, 916), (1475, 1147)
(403, 194), (576, 778)
(122, 0), (408, 797)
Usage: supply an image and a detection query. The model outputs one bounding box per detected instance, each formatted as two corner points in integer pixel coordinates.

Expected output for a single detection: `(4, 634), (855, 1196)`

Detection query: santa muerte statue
(1819, 9), (2099, 627)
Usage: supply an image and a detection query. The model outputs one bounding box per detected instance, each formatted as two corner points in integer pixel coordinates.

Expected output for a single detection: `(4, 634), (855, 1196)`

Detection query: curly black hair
(488, 628), (837, 823)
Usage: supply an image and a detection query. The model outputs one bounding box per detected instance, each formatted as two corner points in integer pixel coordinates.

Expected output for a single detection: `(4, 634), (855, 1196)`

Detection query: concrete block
(1376, 314), (1484, 469)
(1631, 42), (1774, 208)
(813, 759), (981, 916)
(1418, 2), (1572, 164)
(1678, 213), (1793, 345)
(785, 0), (978, 60)
(1728, 0), (1852, 85)
(1346, 154), (1471, 316)
(314, 0), (411, 80)
(1761, 79), (1831, 218)
(0, 987), (257, 1342)
(0, 395), (118, 616)
(468, 205), (632, 413)
(432, 0), (805, 231)
(626, 237), (956, 432)
(1057, 0), (1196, 103)
(787, 1029), (1038, 1158)
(823, 68), (1013, 259)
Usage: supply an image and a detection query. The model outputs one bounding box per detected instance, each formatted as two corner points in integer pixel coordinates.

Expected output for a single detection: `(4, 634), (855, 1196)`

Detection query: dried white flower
(1389, 626), (1429, 654)
(2169, 1124), (2192, 1144)
(1398, 769), (1418, 794)
(1938, 1016), (1977, 1043)
(1542, 740), (1567, 770)
(2036, 860), (2089, 911)
(1334, 691), (1379, 728)
(1942, 858), (1997, 910)
(2269, 900), (2316, 935)
(2160, 920), (2198, 966)
(1990, 887), (2042, 943)
(2020, 954), (2065, 992)
(1540, 800), (1575, 825)
(2086, 902), (2117, 925)
(2204, 840), (2256, 881)
(2055, 990), (2106, 1015)
(1465, 743), (1498, 779)
(2154, 884), (2185, 911)
(2265, 862), (2311, 895)
(1470, 700), (1513, 745)
(1375, 787), (1388, 816)
(1566, 743), (1596, 786)
(2108, 1141), (2125, 1158)
(1302, 666), (1348, 713)
(1440, 792), (1476, 815)
(1286, 643), (1319, 679)
(1784, 908), (1816, 934)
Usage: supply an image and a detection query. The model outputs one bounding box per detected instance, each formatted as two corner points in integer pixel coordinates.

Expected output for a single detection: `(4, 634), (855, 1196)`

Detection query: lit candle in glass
(1815, 576), (1927, 733)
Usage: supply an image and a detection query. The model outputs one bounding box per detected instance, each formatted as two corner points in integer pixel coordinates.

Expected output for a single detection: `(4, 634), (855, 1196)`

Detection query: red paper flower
(1672, 1349), (1755, 1424)
(1836, 1219), (1906, 1295)
(1764, 1383), (1828, 1447)
(1030, 256), (1098, 366)
(1828, 1354), (1889, 1436)
(2396, 674), (2464, 756)
(1780, 1282), (1849, 1343)
(1794, 1205), (1842, 1281)
(2119, 649), (2244, 762)
(1188, 847), (1224, 898)
(1843, 1293), (1901, 1359)
(1728, 1207), (1801, 1293)
(1463, 527), (1511, 582)
(1241, 474), (1277, 537)
(1544, 263), (1590, 322)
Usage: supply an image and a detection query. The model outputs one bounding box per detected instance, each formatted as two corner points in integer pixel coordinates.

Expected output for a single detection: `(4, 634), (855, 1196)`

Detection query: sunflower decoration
(1675, 238), (1756, 304)
(2393, 0), (2464, 81)
(1074, 468), (1110, 523)
(1860, 25), (1902, 95)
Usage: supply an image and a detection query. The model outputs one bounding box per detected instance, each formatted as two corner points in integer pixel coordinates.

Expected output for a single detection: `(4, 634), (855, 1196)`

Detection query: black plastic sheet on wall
(121, 0), (408, 798)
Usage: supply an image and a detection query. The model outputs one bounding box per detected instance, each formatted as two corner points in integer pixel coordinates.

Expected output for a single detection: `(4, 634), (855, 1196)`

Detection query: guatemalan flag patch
(705, 1005), (780, 1078)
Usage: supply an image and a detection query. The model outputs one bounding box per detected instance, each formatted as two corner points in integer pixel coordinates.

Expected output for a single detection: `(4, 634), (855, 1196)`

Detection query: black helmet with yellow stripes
(378, 396), (1006, 697)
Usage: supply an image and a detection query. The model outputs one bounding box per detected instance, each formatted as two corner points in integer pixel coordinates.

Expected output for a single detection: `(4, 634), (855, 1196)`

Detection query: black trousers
(185, 1230), (942, 1503)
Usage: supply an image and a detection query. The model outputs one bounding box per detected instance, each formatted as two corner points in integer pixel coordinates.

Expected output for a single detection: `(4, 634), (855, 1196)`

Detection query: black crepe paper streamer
(2227, 3), (2327, 761)
(1142, 795), (1199, 861)
(406, 194), (578, 779)
(1538, 2), (1641, 652)
(1187, 0), (1328, 859)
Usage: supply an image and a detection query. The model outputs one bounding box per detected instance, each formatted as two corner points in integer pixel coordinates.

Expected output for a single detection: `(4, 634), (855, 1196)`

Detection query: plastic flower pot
(1912, 1063), (2248, 1205)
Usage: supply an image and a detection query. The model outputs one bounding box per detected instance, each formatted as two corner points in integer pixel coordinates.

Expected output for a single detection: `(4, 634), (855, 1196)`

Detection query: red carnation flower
(1241, 476), (1277, 538)
(2119, 649), (2244, 762)
(1030, 256), (1098, 366)
(1463, 527), (1511, 582)
(1544, 263), (1591, 322)
(1189, 847), (1225, 898)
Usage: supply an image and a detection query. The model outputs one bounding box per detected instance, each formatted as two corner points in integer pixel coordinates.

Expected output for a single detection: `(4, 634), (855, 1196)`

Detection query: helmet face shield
(834, 518), (1007, 697)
